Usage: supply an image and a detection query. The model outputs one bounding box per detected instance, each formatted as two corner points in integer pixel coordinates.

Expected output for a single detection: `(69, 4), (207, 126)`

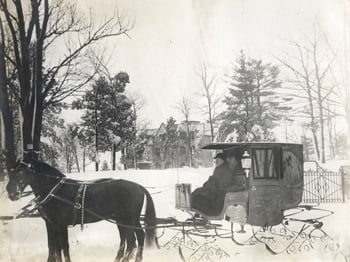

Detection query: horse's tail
(142, 187), (158, 248)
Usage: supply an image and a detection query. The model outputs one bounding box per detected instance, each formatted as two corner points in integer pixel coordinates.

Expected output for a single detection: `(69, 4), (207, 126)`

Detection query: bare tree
(0, 0), (133, 163)
(176, 96), (194, 167)
(196, 63), (222, 142)
(275, 26), (340, 163)
(126, 90), (146, 169)
(342, 0), (350, 148)
(0, 18), (16, 174)
(127, 90), (146, 129)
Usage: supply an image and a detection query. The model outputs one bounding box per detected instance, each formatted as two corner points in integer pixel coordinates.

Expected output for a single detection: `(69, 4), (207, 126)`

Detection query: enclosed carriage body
(175, 142), (304, 227)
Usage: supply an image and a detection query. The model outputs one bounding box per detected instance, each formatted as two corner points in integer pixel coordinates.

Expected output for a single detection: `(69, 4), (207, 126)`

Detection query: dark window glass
(252, 149), (277, 178)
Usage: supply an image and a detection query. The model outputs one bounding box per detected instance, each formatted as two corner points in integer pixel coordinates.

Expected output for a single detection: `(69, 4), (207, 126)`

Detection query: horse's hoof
(114, 257), (123, 262)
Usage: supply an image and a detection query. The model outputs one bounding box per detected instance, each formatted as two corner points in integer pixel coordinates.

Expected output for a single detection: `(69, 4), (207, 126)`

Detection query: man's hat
(214, 152), (226, 160)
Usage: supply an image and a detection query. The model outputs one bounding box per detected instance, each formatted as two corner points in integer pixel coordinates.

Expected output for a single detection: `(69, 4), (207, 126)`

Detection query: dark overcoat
(191, 162), (234, 216)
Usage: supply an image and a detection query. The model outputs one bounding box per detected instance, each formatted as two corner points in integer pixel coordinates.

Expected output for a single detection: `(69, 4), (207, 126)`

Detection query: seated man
(191, 152), (245, 216)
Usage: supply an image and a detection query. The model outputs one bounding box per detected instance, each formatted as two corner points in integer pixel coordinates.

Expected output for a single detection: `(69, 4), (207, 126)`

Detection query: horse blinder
(6, 161), (33, 200)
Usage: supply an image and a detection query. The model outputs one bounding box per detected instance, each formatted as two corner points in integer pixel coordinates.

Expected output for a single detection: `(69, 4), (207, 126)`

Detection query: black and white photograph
(0, 0), (350, 261)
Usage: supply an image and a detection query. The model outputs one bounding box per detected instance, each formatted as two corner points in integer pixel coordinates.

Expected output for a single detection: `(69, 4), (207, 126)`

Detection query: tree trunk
(66, 145), (69, 173)
(186, 123), (192, 168)
(311, 126), (320, 161)
(122, 147), (127, 170)
(33, 101), (44, 157)
(95, 156), (99, 171)
(94, 103), (99, 172)
(0, 19), (16, 176)
(73, 145), (80, 172)
(21, 107), (35, 162)
(346, 102), (350, 147)
(313, 46), (326, 163)
(133, 147), (137, 169)
(83, 147), (86, 173)
(306, 81), (320, 161)
(326, 104), (335, 159)
(112, 144), (116, 170)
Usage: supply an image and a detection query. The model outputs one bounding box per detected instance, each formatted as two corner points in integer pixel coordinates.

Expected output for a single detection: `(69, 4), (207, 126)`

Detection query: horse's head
(6, 160), (34, 201)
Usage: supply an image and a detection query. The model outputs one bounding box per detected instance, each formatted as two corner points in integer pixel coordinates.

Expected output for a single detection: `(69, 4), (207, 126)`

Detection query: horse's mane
(31, 159), (66, 178)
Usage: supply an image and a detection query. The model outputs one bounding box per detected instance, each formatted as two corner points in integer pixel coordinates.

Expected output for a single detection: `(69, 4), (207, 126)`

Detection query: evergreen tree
(77, 127), (95, 172)
(72, 73), (135, 171)
(164, 117), (178, 168)
(73, 77), (109, 171)
(40, 103), (65, 168)
(109, 73), (136, 170)
(123, 134), (146, 169)
(220, 51), (291, 141)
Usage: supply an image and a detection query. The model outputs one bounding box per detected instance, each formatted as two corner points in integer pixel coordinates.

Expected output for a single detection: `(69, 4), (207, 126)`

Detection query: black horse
(6, 159), (157, 262)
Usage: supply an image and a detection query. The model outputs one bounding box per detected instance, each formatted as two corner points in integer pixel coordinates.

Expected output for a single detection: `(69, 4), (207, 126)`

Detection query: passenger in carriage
(191, 152), (245, 216)
(226, 153), (247, 191)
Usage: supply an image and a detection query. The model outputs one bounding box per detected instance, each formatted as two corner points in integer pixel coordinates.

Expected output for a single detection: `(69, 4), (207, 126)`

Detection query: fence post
(340, 166), (350, 203)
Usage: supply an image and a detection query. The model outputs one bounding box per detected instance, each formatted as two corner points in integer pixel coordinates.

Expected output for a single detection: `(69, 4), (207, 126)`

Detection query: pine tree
(164, 117), (178, 168)
(72, 74), (135, 171)
(220, 51), (291, 141)
(40, 103), (65, 168)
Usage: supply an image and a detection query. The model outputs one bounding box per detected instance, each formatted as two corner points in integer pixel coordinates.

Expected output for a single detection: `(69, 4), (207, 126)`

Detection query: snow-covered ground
(1, 164), (350, 262)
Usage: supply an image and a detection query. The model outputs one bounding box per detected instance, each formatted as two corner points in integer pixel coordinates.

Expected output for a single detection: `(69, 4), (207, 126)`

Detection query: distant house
(139, 121), (214, 169)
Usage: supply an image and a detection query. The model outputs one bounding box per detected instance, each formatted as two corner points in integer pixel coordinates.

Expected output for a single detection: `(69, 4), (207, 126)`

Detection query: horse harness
(18, 178), (89, 230)
(71, 184), (87, 229)
(16, 175), (155, 231)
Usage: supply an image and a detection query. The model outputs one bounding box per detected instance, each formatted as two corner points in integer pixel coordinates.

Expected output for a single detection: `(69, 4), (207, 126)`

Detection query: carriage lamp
(241, 150), (251, 178)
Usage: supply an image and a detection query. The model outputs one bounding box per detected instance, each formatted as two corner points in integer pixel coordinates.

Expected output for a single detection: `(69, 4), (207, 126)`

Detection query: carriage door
(248, 147), (284, 227)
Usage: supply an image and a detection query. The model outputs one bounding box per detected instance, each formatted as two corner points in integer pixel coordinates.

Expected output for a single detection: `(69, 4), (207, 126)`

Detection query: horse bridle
(11, 160), (35, 197)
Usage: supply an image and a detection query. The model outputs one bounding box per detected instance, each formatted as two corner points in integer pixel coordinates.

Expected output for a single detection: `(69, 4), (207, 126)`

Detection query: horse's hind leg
(122, 229), (136, 262)
(134, 221), (145, 262)
(115, 225), (126, 262)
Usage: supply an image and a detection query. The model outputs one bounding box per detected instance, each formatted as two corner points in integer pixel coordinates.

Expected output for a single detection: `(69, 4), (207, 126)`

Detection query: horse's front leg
(45, 221), (62, 262)
(59, 226), (71, 262)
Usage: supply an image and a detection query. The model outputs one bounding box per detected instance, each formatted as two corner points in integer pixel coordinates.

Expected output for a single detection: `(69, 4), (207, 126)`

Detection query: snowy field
(1, 166), (350, 262)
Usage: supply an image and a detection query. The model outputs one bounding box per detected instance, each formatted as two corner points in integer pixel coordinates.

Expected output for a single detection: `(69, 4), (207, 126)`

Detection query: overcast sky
(70, 0), (346, 129)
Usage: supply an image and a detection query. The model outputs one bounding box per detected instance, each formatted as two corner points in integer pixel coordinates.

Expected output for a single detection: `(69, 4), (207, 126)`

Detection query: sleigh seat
(175, 183), (248, 224)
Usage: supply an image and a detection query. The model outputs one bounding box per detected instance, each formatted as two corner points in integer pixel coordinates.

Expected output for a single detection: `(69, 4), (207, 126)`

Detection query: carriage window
(252, 149), (278, 179)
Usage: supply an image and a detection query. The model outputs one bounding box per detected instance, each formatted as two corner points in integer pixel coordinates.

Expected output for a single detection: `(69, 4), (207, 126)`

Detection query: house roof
(145, 129), (158, 136)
